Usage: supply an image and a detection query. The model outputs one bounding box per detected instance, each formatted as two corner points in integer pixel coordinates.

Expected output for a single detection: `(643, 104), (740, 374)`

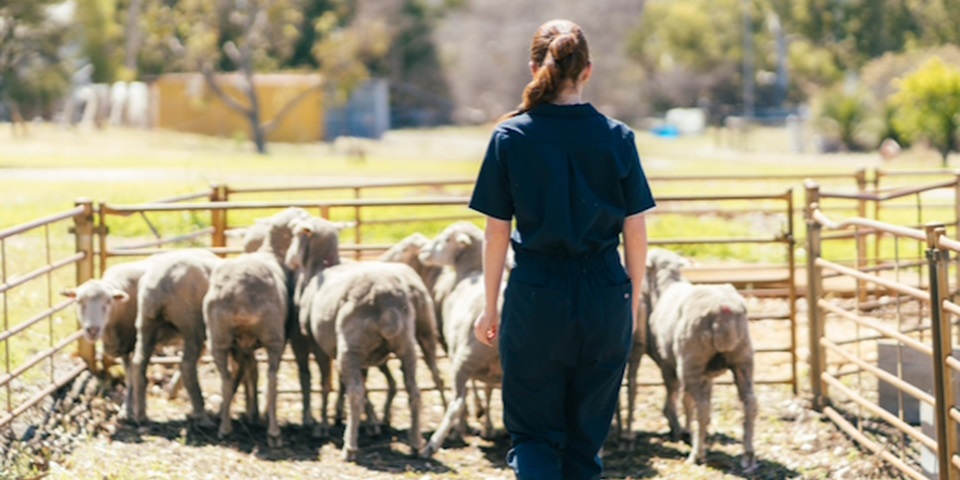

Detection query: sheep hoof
(364, 423), (382, 437)
(685, 452), (706, 465)
(741, 452), (757, 473)
(311, 424), (329, 438)
(218, 423), (233, 439)
(480, 425), (495, 440)
(418, 442), (437, 458)
(343, 447), (358, 462)
(192, 414), (216, 430)
(268, 434), (283, 448)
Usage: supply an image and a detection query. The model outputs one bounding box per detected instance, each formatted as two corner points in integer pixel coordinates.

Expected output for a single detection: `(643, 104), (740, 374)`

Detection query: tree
(0, 0), (71, 134)
(153, 0), (314, 154)
(815, 87), (876, 151)
(892, 57), (960, 167)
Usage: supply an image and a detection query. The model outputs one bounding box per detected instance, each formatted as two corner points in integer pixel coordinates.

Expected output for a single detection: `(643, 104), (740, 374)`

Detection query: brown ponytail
(500, 19), (591, 121)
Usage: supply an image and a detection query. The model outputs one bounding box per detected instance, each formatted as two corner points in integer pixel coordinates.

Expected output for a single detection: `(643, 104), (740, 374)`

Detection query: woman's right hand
(474, 310), (500, 346)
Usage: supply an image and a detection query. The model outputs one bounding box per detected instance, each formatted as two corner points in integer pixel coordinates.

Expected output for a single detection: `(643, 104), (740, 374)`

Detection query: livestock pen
(2, 169), (959, 478)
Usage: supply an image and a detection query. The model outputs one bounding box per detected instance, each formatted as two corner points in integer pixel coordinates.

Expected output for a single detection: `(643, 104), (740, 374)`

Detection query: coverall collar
(529, 102), (599, 117)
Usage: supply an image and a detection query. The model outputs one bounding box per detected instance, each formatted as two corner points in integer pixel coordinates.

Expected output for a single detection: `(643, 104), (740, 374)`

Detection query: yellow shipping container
(151, 72), (325, 143)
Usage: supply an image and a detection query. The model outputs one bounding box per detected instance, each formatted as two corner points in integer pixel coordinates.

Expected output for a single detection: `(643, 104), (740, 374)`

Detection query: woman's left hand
(474, 310), (500, 346)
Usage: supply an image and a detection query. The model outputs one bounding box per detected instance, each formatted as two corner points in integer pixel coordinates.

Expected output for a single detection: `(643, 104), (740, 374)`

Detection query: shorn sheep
(417, 221), (503, 458)
(129, 249), (221, 427)
(62, 260), (149, 420)
(645, 248), (757, 472)
(203, 212), (294, 447)
(287, 217), (428, 461)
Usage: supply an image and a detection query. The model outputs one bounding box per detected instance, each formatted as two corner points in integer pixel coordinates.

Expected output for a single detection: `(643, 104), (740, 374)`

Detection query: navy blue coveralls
(468, 103), (656, 480)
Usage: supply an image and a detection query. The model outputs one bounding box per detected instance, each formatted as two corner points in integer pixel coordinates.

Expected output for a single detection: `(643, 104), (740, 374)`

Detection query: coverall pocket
(588, 281), (633, 367)
(501, 281), (568, 363)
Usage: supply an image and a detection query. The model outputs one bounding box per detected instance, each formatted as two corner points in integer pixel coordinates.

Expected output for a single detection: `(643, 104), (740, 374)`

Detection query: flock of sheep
(63, 207), (757, 471)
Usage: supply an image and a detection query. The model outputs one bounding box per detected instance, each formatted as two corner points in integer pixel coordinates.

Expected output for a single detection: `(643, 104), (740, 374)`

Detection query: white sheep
(203, 213), (295, 447)
(417, 221), (503, 458)
(645, 248), (757, 471)
(129, 249), (221, 427)
(288, 218), (425, 461)
(61, 260), (149, 420)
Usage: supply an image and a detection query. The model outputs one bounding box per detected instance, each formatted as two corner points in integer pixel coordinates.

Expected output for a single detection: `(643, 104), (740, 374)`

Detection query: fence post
(926, 223), (958, 480)
(786, 188), (799, 395)
(953, 172), (960, 309)
(804, 180), (825, 409)
(73, 199), (97, 372)
(353, 186), (362, 260)
(210, 184), (227, 257)
(854, 168), (869, 302)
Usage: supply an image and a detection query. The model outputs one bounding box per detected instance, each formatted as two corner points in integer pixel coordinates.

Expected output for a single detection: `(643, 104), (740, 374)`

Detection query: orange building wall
(152, 73), (325, 143)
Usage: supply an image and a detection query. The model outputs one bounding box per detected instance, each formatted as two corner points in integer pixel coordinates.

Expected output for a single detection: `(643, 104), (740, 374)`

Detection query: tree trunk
(942, 148), (950, 168)
(243, 69), (266, 155)
(124, 0), (144, 74)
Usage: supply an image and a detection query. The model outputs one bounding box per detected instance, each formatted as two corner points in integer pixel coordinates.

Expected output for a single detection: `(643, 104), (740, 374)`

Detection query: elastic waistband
(512, 245), (622, 272)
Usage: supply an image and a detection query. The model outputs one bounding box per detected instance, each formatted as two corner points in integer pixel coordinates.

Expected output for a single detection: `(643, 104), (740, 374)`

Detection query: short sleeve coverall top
(468, 102), (656, 480)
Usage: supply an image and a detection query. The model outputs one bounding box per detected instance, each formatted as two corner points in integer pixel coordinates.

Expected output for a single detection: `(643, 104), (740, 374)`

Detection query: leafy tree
(891, 57), (960, 166)
(75, 0), (125, 83)
(0, 0), (71, 133)
(815, 87), (876, 151)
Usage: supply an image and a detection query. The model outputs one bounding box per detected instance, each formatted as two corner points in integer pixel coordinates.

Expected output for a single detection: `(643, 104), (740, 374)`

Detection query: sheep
(203, 213), (296, 447)
(615, 296), (648, 449)
(644, 248), (757, 472)
(61, 260), (149, 420)
(128, 249), (222, 427)
(287, 218), (426, 461)
(417, 221), (503, 458)
(237, 207), (312, 255)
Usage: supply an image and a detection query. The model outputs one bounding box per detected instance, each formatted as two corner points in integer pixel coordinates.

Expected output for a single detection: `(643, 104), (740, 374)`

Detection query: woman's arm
(474, 216), (512, 346)
(622, 213), (648, 335)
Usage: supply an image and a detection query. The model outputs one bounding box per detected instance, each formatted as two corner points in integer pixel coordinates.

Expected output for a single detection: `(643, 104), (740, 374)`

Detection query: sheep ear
(60, 288), (77, 299)
(332, 221), (353, 232)
(111, 290), (130, 303)
(455, 233), (473, 247)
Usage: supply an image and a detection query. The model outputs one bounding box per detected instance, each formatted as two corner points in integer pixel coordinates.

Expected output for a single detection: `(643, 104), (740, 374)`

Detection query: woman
(468, 19), (656, 480)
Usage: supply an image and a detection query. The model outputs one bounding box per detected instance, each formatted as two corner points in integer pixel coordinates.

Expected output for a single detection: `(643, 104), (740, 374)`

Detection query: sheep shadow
(606, 431), (801, 479)
(109, 416), (328, 462)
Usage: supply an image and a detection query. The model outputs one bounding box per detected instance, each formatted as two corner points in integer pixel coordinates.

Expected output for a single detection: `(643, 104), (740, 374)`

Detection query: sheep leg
(421, 367), (469, 458)
(289, 330), (316, 429)
(180, 335), (214, 428)
(686, 381), (711, 465)
(622, 345), (643, 448)
(378, 363), (397, 429)
(360, 369), (382, 436)
(480, 382), (495, 439)
(120, 354), (134, 422)
(660, 367), (683, 440)
(313, 345), (333, 438)
(682, 386), (695, 439)
(334, 378), (346, 426)
(340, 353), (365, 462)
(265, 344), (283, 448)
(733, 362), (758, 472)
(242, 353), (260, 424)
(212, 346), (234, 439)
(471, 379), (484, 420)
(399, 348), (423, 455)
(131, 322), (160, 424)
(420, 337), (447, 410)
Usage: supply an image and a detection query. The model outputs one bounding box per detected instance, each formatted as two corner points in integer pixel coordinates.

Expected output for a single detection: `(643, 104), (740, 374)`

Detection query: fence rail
(6, 168), (960, 461)
(806, 179), (960, 480)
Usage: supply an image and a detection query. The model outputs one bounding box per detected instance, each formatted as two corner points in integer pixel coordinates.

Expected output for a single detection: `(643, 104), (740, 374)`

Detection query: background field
(1, 123), (955, 480)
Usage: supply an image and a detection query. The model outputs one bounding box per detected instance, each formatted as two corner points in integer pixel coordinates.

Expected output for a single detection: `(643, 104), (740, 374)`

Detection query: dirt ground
(28, 296), (907, 480)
